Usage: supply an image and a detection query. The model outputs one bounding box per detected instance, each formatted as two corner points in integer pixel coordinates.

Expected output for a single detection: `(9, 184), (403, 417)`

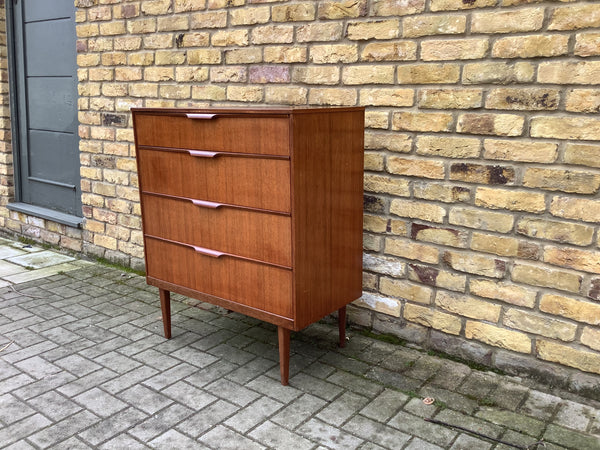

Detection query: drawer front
(142, 193), (292, 268)
(145, 237), (293, 319)
(134, 113), (290, 156)
(137, 148), (290, 213)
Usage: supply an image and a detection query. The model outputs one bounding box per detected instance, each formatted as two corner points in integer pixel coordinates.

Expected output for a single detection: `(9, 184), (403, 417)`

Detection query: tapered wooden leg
(159, 288), (172, 339)
(338, 306), (347, 348)
(278, 326), (290, 386)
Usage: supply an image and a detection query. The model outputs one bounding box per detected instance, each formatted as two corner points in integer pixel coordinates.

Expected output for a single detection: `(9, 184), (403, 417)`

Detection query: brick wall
(3, 0), (600, 390)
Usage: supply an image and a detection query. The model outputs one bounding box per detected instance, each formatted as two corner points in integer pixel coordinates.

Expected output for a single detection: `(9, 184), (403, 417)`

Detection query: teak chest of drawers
(132, 107), (364, 385)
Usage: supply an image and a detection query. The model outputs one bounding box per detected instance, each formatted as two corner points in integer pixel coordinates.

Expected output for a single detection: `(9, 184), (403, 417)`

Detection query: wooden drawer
(134, 113), (289, 156)
(145, 237), (293, 319)
(137, 148), (290, 213)
(141, 193), (292, 268)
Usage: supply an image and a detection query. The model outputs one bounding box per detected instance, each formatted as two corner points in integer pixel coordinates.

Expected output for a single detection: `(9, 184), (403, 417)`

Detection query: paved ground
(0, 237), (599, 450)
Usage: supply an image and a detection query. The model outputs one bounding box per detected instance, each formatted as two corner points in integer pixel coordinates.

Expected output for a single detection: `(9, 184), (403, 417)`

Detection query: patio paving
(0, 237), (599, 449)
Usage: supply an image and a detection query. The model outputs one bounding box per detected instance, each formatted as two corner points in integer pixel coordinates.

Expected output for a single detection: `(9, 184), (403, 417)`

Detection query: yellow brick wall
(2, 0), (600, 387)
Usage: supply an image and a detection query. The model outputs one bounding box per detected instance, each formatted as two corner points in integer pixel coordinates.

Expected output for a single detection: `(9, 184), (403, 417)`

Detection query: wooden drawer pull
(191, 245), (224, 258)
(186, 113), (217, 120)
(188, 150), (218, 158)
(191, 199), (222, 209)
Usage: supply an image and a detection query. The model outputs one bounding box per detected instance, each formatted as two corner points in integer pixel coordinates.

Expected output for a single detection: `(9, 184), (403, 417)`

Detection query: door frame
(5, 0), (82, 227)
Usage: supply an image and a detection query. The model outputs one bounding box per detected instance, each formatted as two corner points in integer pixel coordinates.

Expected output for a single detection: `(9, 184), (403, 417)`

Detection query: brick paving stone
(433, 409), (504, 440)
(316, 390), (370, 426)
(129, 403), (194, 442)
(246, 375), (303, 403)
(78, 407), (148, 446)
(449, 433), (493, 449)
(27, 390), (82, 421)
(326, 370), (385, 398)
(51, 436), (94, 450)
(184, 359), (238, 388)
(520, 389), (562, 421)
(289, 372), (345, 401)
(554, 399), (595, 432)
(249, 421), (315, 450)
(101, 365), (159, 394)
(388, 411), (458, 447)
(0, 373), (34, 395)
(344, 414), (412, 449)
(298, 418), (364, 449)
(119, 384), (174, 414)
(0, 393), (36, 424)
(544, 423), (600, 449)
(225, 356), (278, 384)
(176, 399), (238, 438)
(475, 407), (545, 437)
(13, 371), (76, 400)
(403, 396), (439, 418)
(170, 346), (220, 368)
(57, 368), (118, 397)
(206, 377), (261, 407)
(28, 410), (99, 448)
(162, 381), (217, 410)
(487, 382), (529, 411)
(360, 388), (409, 422)
(98, 434), (150, 449)
(418, 385), (479, 415)
(54, 354), (102, 376)
(73, 387), (128, 418)
(224, 396), (284, 433)
(404, 437), (444, 449)
(200, 425), (266, 450)
(150, 429), (205, 449)
(271, 393), (328, 429)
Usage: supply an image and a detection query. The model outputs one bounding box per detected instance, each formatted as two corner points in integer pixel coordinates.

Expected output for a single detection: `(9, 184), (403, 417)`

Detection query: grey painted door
(12, 0), (81, 217)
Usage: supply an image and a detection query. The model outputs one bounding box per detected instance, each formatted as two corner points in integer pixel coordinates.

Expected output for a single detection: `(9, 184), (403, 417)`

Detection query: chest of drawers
(132, 107), (364, 385)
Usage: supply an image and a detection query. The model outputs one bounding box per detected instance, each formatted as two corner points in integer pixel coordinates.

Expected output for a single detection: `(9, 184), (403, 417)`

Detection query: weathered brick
(157, 16), (189, 31)
(421, 38), (489, 61)
(364, 152), (384, 172)
(541, 294), (600, 326)
(346, 19), (400, 40)
(443, 250), (506, 278)
(517, 218), (594, 247)
(531, 116), (600, 141)
(308, 88), (357, 105)
(493, 35), (569, 59)
(292, 67), (339, 85)
(472, 8), (544, 34)
(414, 182), (471, 204)
(575, 32), (600, 57)
(371, 0), (425, 16)
(208, 0), (243, 8)
(416, 135), (480, 158)
(392, 111), (453, 133)
(188, 49), (222, 65)
(581, 327), (600, 352)
(318, 0), (367, 19)
(566, 89), (600, 113)
(115, 36), (142, 51)
(450, 163), (515, 185)
(404, 304), (461, 335)
(418, 88), (482, 109)
(310, 44), (358, 63)
(513, 263), (582, 293)
(365, 132), (412, 153)
(537, 340), (600, 375)
(412, 223), (468, 248)
(505, 309), (576, 342)
(361, 41), (417, 62)
(141, 0), (172, 15)
(385, 237), (440, 264)
(471, 232), (539, 260)
(380, 278), (433, 305)
(486, 88), (559, 111)
(466, 321), (531, 354)
(343, 65), (395, 84)
(363, 214), (387, 233)
(523, 168), (600, 194)
(550, 196), (600, 223)
(390, 199), (446, 224)
(265, 86), (307, 105)
(483, 139), (558, 164)
(387, 157), (445, 179)
(430, 0), (495, 11)
(272, 3), (316, 21)
(469, 279), (537, 308)
(251, 25), (294, 44)
(225, 48), (262, 64)
(408, 263), (466, 292)
(191, 11), (227, 29)
(264, 46), (306, 63)
(402, 14), (466, 38)
(155, 50), (185, 65)
(475, 187), (545, 213)
(354, 292), (401, 317)
(192, 85), (226, 101)
(210, 66), (247, 83)
(436, 291), (500, 322)
(544, 246), (600, 275)
(365, 111), (389, 129)
(457, 113), (524, 137)
(229, 6), (271, 25)
(297, 23), (343, 42)
(548, 4), (600, 31)
(538, 61), (600, 85)
(360, 88), (413, 107)
(449, 206), (514, 233)
(176, 67), (209, 82)
(563, 143), (600, 169)
(249, 66), (290, 83)
(212, 30), (248, 47)
(180, 32), (210, 47)
(227, 86), (263, 102)
(143, 34), (174, 50)
(463, 62), (534, 84)
(397, 63), (460, 84)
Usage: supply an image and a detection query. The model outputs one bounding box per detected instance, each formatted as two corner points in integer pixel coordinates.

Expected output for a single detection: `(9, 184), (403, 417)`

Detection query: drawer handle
(192, 245), (224, 258)
(188, 150), (218, 158)
(191, 199), (222, 209)
(186, 113), (217, 120)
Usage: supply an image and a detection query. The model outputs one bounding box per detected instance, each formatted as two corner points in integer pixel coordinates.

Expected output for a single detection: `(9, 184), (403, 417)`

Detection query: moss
(359, 329), (406, 346)
(94, 256), (146, 277)
(426, 349), (506, 376)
